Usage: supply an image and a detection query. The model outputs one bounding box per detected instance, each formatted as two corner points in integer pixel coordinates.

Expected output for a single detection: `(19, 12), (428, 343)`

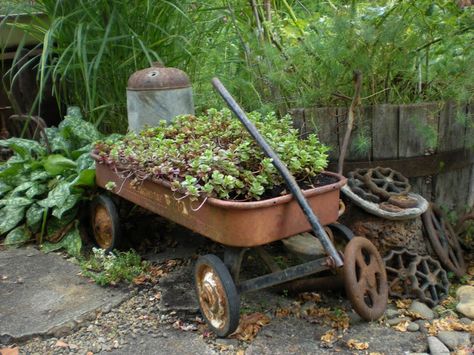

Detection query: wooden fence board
(435, 102), (470, 210)
(305, 107), (339, 160)
(338, 106), (373, 162)
(372, 104), (399, 160)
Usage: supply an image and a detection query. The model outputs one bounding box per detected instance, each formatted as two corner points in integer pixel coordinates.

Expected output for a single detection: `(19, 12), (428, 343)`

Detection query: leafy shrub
(94, 108), (329, 201)
(0, 109), (101, 254)
(80, 248), (148, 286)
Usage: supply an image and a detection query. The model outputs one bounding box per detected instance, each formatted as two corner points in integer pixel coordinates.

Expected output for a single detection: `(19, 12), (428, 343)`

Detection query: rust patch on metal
(93, 205), (113, 249)
(94, 162), (345, 247)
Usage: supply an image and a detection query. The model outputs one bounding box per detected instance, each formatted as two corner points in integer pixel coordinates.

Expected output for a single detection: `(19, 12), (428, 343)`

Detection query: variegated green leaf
(26, 203), (45, 229)
(0, 197), (33, 207)
(30, 170), (51, 182)
(25, 184), (49, 199)
(52, 194), (80, 218)
(4, 225), (31, 249)
(0, 138), (46, 158)
(38, 181), (70, 208)
(0, 181), (12, 198)
(11, 182), (35, 196)
(42, 223), (82, 257)
(0, 206), (25, 235)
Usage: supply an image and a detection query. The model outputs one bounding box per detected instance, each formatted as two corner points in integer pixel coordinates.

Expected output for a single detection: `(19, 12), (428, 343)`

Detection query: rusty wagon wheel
(343, 237), (388, 321)
(383, 248), (418, 299)
(422, 204), (466, 278)
(195, 254), (240, 337)
(408, 255), (450, 307)
(363, 167), (411, 200)
(90, 194), (122, 253)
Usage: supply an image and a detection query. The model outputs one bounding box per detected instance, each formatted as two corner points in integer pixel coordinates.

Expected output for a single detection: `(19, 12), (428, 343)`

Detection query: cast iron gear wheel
(363, 167), (411, 200)
(422, 204), (466, 278)
(383, 249), (418, 298)
(343, 237), (388, 321)
(408, 255), (450, 307)
(347, 169), (381, 203)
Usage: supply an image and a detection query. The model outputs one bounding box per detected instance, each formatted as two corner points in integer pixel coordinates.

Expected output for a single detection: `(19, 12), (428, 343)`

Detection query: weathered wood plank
(372, 104), (399, 160)
(434, 101), (469, 211)
(289, 108), (306, 137)
(304, 107), (339, 160)
(399, 102), (441, 202)
(337, 106), (373, 162)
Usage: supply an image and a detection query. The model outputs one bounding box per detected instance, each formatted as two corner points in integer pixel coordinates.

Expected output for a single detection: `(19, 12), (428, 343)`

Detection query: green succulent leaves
(95, 109), (329, 201)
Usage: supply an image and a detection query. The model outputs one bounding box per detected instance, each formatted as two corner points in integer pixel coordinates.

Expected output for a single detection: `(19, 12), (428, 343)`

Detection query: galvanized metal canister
(126, 63), (194, 132)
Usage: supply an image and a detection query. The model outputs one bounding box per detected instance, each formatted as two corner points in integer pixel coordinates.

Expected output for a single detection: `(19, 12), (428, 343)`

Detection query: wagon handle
(212, 77), (343, 268)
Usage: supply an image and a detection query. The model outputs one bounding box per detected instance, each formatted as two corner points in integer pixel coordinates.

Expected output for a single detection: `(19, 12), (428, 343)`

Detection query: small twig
(338, 70), (362, 175)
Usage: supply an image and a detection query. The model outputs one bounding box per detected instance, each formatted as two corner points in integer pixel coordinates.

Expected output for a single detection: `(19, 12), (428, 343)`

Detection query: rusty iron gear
(363, 167), (411, 200)
(456, 211), (474, 249)
(347, 169), (381, 203)
(343, 237), (388, 321)
(383, 249), (418, 298)
(194, 254), (240, 337)
(408, 255), (450, 307)
(379, 202), (404, 213)
(422, 204), (466, 278)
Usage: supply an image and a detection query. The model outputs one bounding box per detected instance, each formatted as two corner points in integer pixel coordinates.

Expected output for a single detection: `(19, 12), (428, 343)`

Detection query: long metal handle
(212, 77), (343, 267)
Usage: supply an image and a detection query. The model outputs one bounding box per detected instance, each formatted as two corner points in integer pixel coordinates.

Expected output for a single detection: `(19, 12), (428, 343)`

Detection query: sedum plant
(94, 108), (329, 202)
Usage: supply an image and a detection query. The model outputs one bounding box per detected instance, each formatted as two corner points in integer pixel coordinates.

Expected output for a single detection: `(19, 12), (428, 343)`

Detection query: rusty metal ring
(408, 255), (450, 307)
(379, 202), (404, 213)
(456, 211), (474, 237)
(383, 249), (418, 299)
(422, 204), (466, 278)
(194, 254), (240, 337)
(338, 199), (346, 217)
(363, 167), (411, 200)
(343, 237), (388, 320)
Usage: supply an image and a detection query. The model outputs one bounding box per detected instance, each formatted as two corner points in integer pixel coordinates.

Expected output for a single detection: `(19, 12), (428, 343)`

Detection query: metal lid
(127, 62), (191, 91)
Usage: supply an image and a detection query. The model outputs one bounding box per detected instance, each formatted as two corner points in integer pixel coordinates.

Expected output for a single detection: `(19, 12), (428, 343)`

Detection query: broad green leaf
(75, 152), (95, 172)
(0, 138), (46, 158)
(26, 184), (49, 199)
(59, 115), (102, 149)
(72, 144), (93, 161)
(44, 127), (72, 155)
(4, 225), (31, 249)
(0, 206), (25, 234)
(42, 223), (82, 257)
(38, 181), (70, 208)
(52, 194), (80, 218)
(43, 154), (77, 176)
(0, 181), (12, 197)
(11, 182), (35, 196)
(0, 197), (33, 207)
(26, 203), (45, 229)
(46, 211), (76, 236)
(30, 170), (50, 181)
(71, 169), (95, 188)
(66, 106), (83, 119)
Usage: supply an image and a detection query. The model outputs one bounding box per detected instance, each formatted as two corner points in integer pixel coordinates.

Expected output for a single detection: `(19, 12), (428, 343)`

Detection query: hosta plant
(94, 109), (329, 202)
(0, 108), (101, 254)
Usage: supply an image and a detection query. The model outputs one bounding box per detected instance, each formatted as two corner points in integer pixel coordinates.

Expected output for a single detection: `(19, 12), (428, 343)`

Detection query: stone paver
(0, 247), (129, 343)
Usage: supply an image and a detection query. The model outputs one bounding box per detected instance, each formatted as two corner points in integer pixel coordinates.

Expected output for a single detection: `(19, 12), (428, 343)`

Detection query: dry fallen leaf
(393, 321), (409, 332)
(231, 313), (270, 342)
(395, 299), (412, 309)
(236, 350), (245, 355)
(275, 307), (292, 318)
(402, 310), (425, 320)
(320, 329), (336, 346)
(369, 352), (384, 355)
(299, 292), (322, 303)
(347, 339), (369, 350)
(0, 347), (19, 355)
(427, 317), (473, 335)
(55, 340), (69, 348)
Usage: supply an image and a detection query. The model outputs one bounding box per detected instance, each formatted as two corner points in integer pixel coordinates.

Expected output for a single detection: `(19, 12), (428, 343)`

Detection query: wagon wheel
(343, 237), (388, 321)
(347, 170), (381, 203)
(422, 204), (466, 278)
(408, 255), (450, 307)
(194, 254), (240, 337)
(363, 167), (411, 200)
(90, 194), (122, 253)
(383, 249), (418, 298)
